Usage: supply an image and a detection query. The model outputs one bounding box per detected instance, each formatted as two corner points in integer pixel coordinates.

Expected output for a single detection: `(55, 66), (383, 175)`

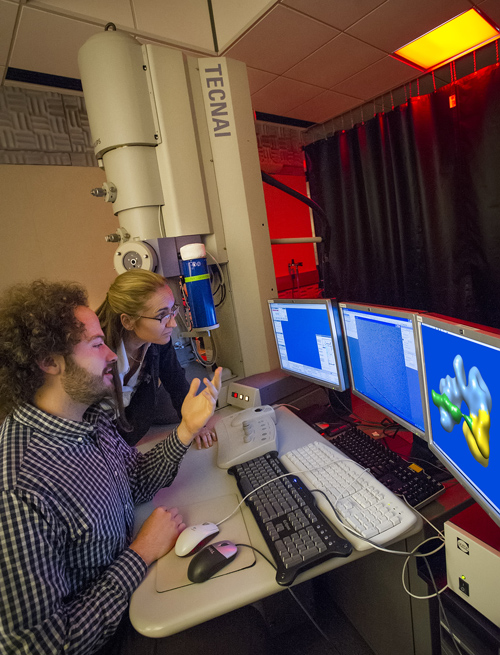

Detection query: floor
(257, 577), (376, 655)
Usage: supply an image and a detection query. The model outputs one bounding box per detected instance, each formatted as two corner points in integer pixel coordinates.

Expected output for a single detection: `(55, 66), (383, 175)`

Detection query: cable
(217, 449), (445, 559)
(401, 537), (448, 599)
(273, 403), (300, 412)
(206, 251), (227, 308)
(260, 170), (332, 294)
(422, 556), (466, 655)
(217, 454), (434, 557)
(216, 470), (309, 526)
(400, 494), (445, 539)
(217, 455), (395, 547)
(177, 277), (218, 368)
(216, 455), (371, 526)
(310, 488), (446, 557)
(190, 334), (218, 368)
(235, 543), (276, 571)
(235, 543), (332, 644)
(328, 392), (387, 428)
(287, 587), (331, 644)
(206, 251), (225, 287)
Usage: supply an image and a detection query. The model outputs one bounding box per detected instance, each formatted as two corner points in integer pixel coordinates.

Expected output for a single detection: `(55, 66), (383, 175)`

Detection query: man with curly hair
(0, 280), (238, 655)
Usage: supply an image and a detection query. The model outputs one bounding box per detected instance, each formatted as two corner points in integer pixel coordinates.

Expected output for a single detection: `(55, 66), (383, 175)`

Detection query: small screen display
(269, 300), (348, 392)
(421, 321), (500, 521)
(341, 306), (425, 435)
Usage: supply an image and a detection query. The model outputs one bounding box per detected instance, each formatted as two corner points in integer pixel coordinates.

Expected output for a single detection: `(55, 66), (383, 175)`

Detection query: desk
(129, 406), (426, 638)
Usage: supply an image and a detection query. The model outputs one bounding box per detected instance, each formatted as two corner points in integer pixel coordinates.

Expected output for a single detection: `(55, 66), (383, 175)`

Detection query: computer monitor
(268, 298), (349, 393)
(418, 314), (500, 527)
(339, 303), (427, 439)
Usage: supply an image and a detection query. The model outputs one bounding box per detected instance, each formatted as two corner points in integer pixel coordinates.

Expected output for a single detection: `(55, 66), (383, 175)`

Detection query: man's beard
(62, 356), (113, 406)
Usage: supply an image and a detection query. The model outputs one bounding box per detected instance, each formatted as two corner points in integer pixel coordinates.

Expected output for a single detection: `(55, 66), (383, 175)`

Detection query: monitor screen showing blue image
(420, 316), (500, 525)
(268, 299), (349, 392)
(339, 303), (426, 438)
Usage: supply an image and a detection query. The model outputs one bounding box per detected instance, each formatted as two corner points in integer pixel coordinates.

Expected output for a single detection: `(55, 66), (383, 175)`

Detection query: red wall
(262, 173), (318, 290)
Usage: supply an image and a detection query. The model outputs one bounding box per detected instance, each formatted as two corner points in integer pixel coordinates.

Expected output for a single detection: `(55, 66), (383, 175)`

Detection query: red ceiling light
(393, 8), (500, 71)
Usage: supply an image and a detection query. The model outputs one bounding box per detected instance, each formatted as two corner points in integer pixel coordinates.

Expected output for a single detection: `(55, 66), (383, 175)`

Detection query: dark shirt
(120, 341), (191, 446)
(0, 403), (189, 655)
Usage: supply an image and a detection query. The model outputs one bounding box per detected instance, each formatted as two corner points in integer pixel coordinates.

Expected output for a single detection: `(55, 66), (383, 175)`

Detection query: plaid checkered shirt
(0, 403), (189, 654)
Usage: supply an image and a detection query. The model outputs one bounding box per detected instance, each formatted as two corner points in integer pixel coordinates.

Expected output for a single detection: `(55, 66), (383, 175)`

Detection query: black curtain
(305, 63), (500, 329)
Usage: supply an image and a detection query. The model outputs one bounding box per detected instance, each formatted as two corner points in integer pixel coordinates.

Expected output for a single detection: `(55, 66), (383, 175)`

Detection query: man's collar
(13, 403), (104, 439)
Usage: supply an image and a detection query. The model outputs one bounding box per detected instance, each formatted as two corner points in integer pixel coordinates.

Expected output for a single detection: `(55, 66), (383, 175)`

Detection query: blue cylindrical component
(179, 244), (218, 329)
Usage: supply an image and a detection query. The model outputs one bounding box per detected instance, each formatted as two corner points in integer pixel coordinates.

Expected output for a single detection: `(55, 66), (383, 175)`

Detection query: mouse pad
(155, 494), (256, 592)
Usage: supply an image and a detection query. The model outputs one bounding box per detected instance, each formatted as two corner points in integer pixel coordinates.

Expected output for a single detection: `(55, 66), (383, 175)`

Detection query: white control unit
(445, 503), (500, 628)
(215, 406), (277, 469)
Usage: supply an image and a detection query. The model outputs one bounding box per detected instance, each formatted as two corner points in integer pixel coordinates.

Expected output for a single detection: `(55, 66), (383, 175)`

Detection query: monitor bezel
(338, 302), (428, 440)
(417, 313), (500, 527)
(267, 297), (349, 393)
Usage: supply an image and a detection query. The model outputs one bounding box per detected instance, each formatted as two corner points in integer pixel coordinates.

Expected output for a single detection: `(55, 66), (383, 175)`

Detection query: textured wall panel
(1, 86), (297, 171)
(256, 122), (304, 175)
(0, 86), (96, 166)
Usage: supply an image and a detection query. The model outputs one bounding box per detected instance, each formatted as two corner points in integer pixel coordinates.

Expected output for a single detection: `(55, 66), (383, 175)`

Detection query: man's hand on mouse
(178, 367), (222, 445)
(129, 506), (186, 566)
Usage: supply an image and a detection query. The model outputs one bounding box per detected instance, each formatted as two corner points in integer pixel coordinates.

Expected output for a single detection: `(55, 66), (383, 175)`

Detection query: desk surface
(129, 405), (466, 638)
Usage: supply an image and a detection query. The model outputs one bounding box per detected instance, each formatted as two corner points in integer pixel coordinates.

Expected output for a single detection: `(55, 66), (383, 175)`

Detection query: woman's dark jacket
(118, 341), (190, 446)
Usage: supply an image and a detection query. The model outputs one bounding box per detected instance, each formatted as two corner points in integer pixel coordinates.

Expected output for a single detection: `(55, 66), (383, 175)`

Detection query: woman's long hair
(96, 270), (169, 433)
(96, 269), (168, 351)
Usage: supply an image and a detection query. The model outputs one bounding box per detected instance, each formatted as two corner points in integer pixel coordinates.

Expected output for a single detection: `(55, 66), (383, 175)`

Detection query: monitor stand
(295, 388), (352, 429)
(327, 388), (352, 423)
(410, 437), (453, 482)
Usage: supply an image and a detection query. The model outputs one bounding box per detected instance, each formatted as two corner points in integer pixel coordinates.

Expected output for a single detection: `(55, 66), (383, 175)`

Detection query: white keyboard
(280, 441), (419, 551)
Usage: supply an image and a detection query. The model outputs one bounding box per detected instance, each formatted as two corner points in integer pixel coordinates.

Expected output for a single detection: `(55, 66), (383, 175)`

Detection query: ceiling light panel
(393, 8), (500, 70)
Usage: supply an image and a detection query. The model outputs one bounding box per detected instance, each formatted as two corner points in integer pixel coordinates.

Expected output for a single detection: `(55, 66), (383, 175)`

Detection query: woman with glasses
(96, 269), (217, 448)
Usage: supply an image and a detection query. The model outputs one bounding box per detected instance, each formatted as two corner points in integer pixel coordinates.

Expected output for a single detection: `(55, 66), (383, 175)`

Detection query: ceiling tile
(478, 0), (500, 25)
(332, 56), (418, 100)
(10, 7), (101, 78)
(285, 33), (385, 89)
(347, 0), (472, 53)
(211, 0), (277, 51)
(27, 0), (135, 28)
(251, 76), (323, 115)
(282, 0), (386, 31)
(133, 0), (214, 52)
(286, 89), (362, 123)
(246, 67), (277, 95)
(0, 0), (18, 67)
(223, 5), (338, 74)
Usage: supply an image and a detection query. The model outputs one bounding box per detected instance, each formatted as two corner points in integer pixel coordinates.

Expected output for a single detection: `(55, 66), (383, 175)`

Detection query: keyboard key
(281, 441), (420, 552)
(228, 451), (353, 585)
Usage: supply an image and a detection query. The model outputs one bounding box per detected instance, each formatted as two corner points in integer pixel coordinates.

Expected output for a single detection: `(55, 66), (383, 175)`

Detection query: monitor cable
(175, 301), (218, 369)
(235, 543), (332, 645)
(224, 453), (463, 653)
(421, 555), (466, 655)
(327, 392), (389, 429)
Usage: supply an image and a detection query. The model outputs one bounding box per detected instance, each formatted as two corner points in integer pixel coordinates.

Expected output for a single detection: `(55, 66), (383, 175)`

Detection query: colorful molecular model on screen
(431, 355), (491, 467)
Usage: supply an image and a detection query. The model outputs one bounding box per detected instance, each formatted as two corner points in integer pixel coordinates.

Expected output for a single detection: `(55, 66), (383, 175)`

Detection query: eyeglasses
(138, 304), (180, 324)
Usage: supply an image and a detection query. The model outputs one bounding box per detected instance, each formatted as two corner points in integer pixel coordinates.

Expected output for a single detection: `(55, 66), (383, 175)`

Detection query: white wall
(0, 164), (118, 309)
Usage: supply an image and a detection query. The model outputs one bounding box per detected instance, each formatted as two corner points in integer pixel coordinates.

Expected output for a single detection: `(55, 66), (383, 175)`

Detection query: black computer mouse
(187, 541), (238, 583)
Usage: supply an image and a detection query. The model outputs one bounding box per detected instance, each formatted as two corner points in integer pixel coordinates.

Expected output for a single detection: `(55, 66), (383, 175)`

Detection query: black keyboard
(228, 451), (353, 586)
(327, 427), (445, 509)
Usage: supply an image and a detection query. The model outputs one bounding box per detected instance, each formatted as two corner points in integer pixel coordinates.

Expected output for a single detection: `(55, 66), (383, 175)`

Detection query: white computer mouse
(174, 522), (220, 557)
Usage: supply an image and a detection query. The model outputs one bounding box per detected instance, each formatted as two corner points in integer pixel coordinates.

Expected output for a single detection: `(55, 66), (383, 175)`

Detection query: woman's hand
(177, 367), (222, 445)
(193, 426), (217, 450)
